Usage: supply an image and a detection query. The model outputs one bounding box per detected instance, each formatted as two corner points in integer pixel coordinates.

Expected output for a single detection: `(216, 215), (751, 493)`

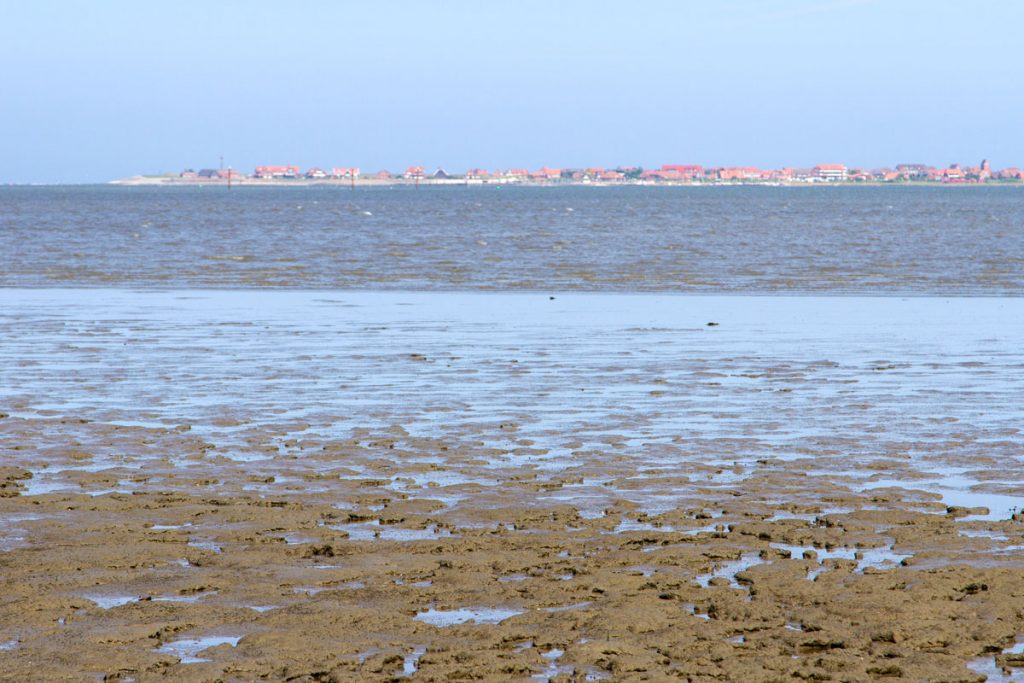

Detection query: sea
(2, 184), (1023, 293)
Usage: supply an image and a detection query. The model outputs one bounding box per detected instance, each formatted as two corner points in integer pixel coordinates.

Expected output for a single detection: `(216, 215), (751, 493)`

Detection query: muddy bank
(2, 290), (1023, 680)
(3, 413), (1024, 681)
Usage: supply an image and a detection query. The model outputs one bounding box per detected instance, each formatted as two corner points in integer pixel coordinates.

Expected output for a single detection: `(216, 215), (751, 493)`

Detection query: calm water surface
(2, 185), (1022, 292)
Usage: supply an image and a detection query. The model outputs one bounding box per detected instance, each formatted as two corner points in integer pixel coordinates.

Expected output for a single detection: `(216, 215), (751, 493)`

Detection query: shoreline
(105, 175), (1024, 188)
(1, 284), (1022, 299)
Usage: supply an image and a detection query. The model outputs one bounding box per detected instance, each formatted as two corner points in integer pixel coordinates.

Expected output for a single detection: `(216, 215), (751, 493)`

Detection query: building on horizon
(813, 164), (847, 181)
(254, 165), (300, 179)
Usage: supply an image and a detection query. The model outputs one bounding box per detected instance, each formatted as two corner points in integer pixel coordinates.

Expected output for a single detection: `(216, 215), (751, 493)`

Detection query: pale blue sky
(1, 0), (1021, 183)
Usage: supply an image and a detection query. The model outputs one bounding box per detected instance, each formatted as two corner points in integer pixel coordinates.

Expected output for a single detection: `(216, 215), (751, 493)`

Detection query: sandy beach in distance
(3, 289), (1024, 681)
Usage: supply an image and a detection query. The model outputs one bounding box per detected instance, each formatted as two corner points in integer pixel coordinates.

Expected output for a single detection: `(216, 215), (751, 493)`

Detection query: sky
(1, 0), (1022, 183)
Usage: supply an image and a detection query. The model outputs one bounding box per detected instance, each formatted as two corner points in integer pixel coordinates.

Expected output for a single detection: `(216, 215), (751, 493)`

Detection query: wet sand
(2, 290), (1024, 681)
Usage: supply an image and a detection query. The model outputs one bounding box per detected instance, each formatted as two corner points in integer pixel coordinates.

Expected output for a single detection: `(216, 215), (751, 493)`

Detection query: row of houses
(180, 160), (1024, 183)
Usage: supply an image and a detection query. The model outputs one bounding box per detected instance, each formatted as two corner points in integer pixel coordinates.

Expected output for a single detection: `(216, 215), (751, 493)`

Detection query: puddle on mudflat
(153, 591), (217, 604)
(155, 635), (241, 664)
(279, 533), (316, 545)
(498, 574), (529, 583)
(856, 473), (1024, 522)
(770, 543), (910, 580)
(331, 520), (456, 541)
(244, 605), (278, 613)
(187, 539), (223, 553)
(84, 594), (140, 609)
(19, 476), (72, 497)
(967, 636), (1024, 682)
(766, 508), (850, 522)
(413, 607), (523, 627)
(683, 603), (711, 620)
(681, 523), (728, 536)
(959, 529), (1011, 541)
(543, 602), (592, 613)
(853, 546), (912, 572)
(398, 646), (426, 678)
(695, 552), (763, 589)
(532, 648), (571, 681)
(612, 518), (675, 533)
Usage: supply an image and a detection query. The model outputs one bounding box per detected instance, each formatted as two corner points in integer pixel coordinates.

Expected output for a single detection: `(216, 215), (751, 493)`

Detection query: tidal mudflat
(2, 289), (1024, 681)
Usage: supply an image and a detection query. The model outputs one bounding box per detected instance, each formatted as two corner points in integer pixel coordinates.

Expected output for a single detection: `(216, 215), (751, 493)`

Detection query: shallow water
(2, 185), (1024, 294)
(2, 289), (1022, 523)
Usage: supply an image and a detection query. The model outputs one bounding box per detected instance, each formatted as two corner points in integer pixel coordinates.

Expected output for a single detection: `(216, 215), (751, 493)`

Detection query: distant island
(113, 159), (1024, 186)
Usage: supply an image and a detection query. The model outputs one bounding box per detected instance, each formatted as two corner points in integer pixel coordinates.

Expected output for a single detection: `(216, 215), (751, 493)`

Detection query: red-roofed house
(404, 166), (424, 179)
(661, 164), (704, 179)
(813, 164), (847, 181)
(254, 165), (301, 179)
(332, 167), (360, 179)
(530, 167), (562, 181)
(718, 167), (762, 181)
(784, 168), (816, 181)
(639, 169), (675, 181)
